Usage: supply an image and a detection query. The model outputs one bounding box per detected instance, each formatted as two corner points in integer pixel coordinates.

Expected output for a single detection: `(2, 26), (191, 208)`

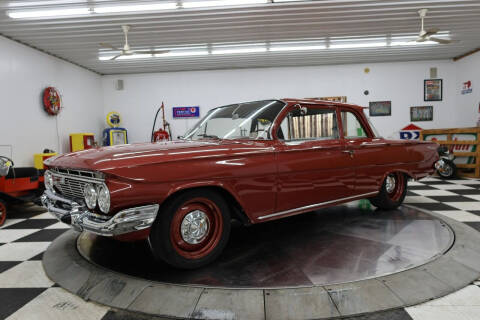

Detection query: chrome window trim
(257, 191), (378, 220)
(274, 102), (340, 142)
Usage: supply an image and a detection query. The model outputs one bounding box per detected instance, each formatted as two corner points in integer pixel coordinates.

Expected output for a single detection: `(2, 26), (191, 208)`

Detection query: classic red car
(41, 99), (438, 269)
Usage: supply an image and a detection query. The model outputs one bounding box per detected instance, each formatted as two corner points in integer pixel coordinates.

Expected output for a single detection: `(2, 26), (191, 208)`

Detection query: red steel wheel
(170, 197), (223, 259)
(0, 200), (7, 227)
(149, 189), (231, 269)
(370, 172), (408, 210)
(385, 172), (406, 202)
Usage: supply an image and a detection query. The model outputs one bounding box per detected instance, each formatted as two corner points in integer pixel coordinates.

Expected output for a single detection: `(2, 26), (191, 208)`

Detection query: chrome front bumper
(40, 190), (159, 237)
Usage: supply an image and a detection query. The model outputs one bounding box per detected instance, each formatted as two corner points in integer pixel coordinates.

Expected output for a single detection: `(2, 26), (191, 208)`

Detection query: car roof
(280, 98), (366, 111)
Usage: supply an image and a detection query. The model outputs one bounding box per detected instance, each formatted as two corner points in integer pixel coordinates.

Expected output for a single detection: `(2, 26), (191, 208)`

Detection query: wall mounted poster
(369, 101), (391, 116)
(461, 81), (472, 95)
(411, 106), (433, 122)
(424, 79), (442, 101)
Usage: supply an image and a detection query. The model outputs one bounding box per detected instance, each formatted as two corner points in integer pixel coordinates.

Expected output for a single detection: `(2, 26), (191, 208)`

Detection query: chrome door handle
(342, 150), (354, 157)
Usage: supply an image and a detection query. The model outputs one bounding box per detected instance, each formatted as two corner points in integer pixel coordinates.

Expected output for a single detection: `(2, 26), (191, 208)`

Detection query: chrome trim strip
(257, 191), (379, 220)
(50, 171), (104, 184)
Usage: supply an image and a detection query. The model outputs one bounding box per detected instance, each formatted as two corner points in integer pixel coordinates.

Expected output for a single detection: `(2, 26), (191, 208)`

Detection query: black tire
(149, 189), (231, 269)
(0, 199), (6, 227)
(370, 172), (407, 210)
(437, 160), (457, 179)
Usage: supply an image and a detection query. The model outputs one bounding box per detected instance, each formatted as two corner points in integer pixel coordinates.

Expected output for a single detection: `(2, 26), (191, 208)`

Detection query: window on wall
(341, 111), (368, 139)
(278, 106), (339, 141)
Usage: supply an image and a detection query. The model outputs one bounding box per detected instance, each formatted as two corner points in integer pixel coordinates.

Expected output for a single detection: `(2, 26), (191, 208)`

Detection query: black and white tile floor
(0, 177), (480, 320)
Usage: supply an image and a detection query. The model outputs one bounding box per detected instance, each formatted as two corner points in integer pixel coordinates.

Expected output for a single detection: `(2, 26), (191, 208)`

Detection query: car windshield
(184, 100), (286, 140)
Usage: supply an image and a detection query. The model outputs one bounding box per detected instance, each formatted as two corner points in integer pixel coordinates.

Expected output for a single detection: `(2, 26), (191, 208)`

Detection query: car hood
(45, 140), (273, 173)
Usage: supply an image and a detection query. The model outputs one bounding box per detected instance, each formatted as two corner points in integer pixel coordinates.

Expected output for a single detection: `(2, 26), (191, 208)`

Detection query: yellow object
(109, 129), (127, 145)
(106, 111), (122, 128)
(34, 153), (58, 169)
(69, 133), (95, 152)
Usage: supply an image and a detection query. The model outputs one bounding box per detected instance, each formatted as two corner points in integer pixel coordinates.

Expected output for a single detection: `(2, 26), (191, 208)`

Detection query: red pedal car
(41, 99), (439, 268)
(0, 156), (45, 226)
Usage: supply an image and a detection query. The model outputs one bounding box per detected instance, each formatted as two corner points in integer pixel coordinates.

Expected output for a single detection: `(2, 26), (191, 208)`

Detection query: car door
(273, 104), (355, 215)
(339, 109), (388, 193)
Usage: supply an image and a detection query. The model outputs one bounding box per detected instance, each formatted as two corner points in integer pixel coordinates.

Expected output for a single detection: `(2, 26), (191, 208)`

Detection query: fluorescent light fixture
(212, 47), (267, 54)
(8, 1), (82, 7)
(271, 45), (326, 51)
(159, 50), (209, 57)
(270, 40), (327, 52)
(182, 0), (268, 8)
(330, 42), (386, 49)
(8, 7), (90, 18)
(391, 41), (438, 46)
(94, 3), (177, 14)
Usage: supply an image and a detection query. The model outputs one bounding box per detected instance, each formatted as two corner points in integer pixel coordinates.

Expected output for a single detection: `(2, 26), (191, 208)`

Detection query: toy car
(41, 99), (439, 269)
(0, 156), (45, 226)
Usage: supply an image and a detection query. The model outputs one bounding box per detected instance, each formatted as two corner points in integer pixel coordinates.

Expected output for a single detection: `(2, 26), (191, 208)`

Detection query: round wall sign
(43, 87), (62, 116)
(106, 111), (122, 128)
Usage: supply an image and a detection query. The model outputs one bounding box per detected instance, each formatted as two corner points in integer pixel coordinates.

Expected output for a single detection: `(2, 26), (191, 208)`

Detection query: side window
(341, 111), (368, 139)
(278, 105), (339, 141)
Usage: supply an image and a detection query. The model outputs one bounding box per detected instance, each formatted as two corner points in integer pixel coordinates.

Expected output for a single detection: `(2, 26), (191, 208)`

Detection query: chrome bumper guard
(40, 190), (159, 237)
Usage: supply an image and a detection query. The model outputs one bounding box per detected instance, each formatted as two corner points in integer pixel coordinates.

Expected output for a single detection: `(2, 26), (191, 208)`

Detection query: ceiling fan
(411, 9), (456, 44)
(100, 25), (170, 60)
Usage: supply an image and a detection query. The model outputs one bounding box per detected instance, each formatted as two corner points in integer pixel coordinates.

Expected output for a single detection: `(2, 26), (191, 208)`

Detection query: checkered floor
(0, 177), (479, 320)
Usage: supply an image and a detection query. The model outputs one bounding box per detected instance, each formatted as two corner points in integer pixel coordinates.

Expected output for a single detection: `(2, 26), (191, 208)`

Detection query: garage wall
(455, 52), (480, 127)
(0, 36), (104, 167)
(102, 60), (458, 142)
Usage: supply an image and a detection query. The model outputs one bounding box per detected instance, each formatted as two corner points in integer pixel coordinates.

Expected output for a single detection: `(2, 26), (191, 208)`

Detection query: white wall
(0, 36), (104, 167)
(102, 60), (459, 142)
(455, 52), (480, 126)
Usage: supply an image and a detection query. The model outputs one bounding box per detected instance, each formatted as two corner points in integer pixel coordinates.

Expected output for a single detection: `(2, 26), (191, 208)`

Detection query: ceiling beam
(453, 47), (480, 61)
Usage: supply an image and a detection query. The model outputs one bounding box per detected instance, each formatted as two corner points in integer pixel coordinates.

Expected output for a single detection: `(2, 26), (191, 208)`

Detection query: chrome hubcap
(385, 175), (396, 193)
(180, 210), (210, 244)
(439, 165), (453, 176)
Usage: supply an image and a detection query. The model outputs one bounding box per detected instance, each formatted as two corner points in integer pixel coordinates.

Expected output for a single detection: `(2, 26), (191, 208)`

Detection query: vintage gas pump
(103, 111), (128, 146)
(151, 102), (172, 142)
(69, 133), (95, 152)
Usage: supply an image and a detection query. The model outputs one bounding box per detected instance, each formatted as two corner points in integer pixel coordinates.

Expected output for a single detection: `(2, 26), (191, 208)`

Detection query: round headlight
(44, 170), (54, 191)
(97, 184), (110, 214)
(83, 183), (97, 209)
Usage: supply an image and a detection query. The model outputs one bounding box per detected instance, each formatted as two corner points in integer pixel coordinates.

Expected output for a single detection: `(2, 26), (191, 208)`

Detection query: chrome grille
(50, 168), (104, 201)
(54, 177), (87, 200)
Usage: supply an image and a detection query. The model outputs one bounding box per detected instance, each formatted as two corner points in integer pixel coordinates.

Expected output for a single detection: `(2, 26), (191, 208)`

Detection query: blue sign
(173, 106), (200, 118)
(400, 131), (420, 140)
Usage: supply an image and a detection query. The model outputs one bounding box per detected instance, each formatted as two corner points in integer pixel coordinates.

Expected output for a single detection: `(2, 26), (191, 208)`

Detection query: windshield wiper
(196, 134), (220, 140)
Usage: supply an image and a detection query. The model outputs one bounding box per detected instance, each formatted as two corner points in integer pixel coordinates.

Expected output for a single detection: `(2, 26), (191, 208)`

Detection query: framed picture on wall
(424, 79), (442, 101)
(411, 106), (433, 122)
(369, 101), (392, 116)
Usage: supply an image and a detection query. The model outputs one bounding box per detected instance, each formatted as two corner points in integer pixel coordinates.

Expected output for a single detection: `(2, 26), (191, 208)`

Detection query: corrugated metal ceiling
(1, 0), (479, 75)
